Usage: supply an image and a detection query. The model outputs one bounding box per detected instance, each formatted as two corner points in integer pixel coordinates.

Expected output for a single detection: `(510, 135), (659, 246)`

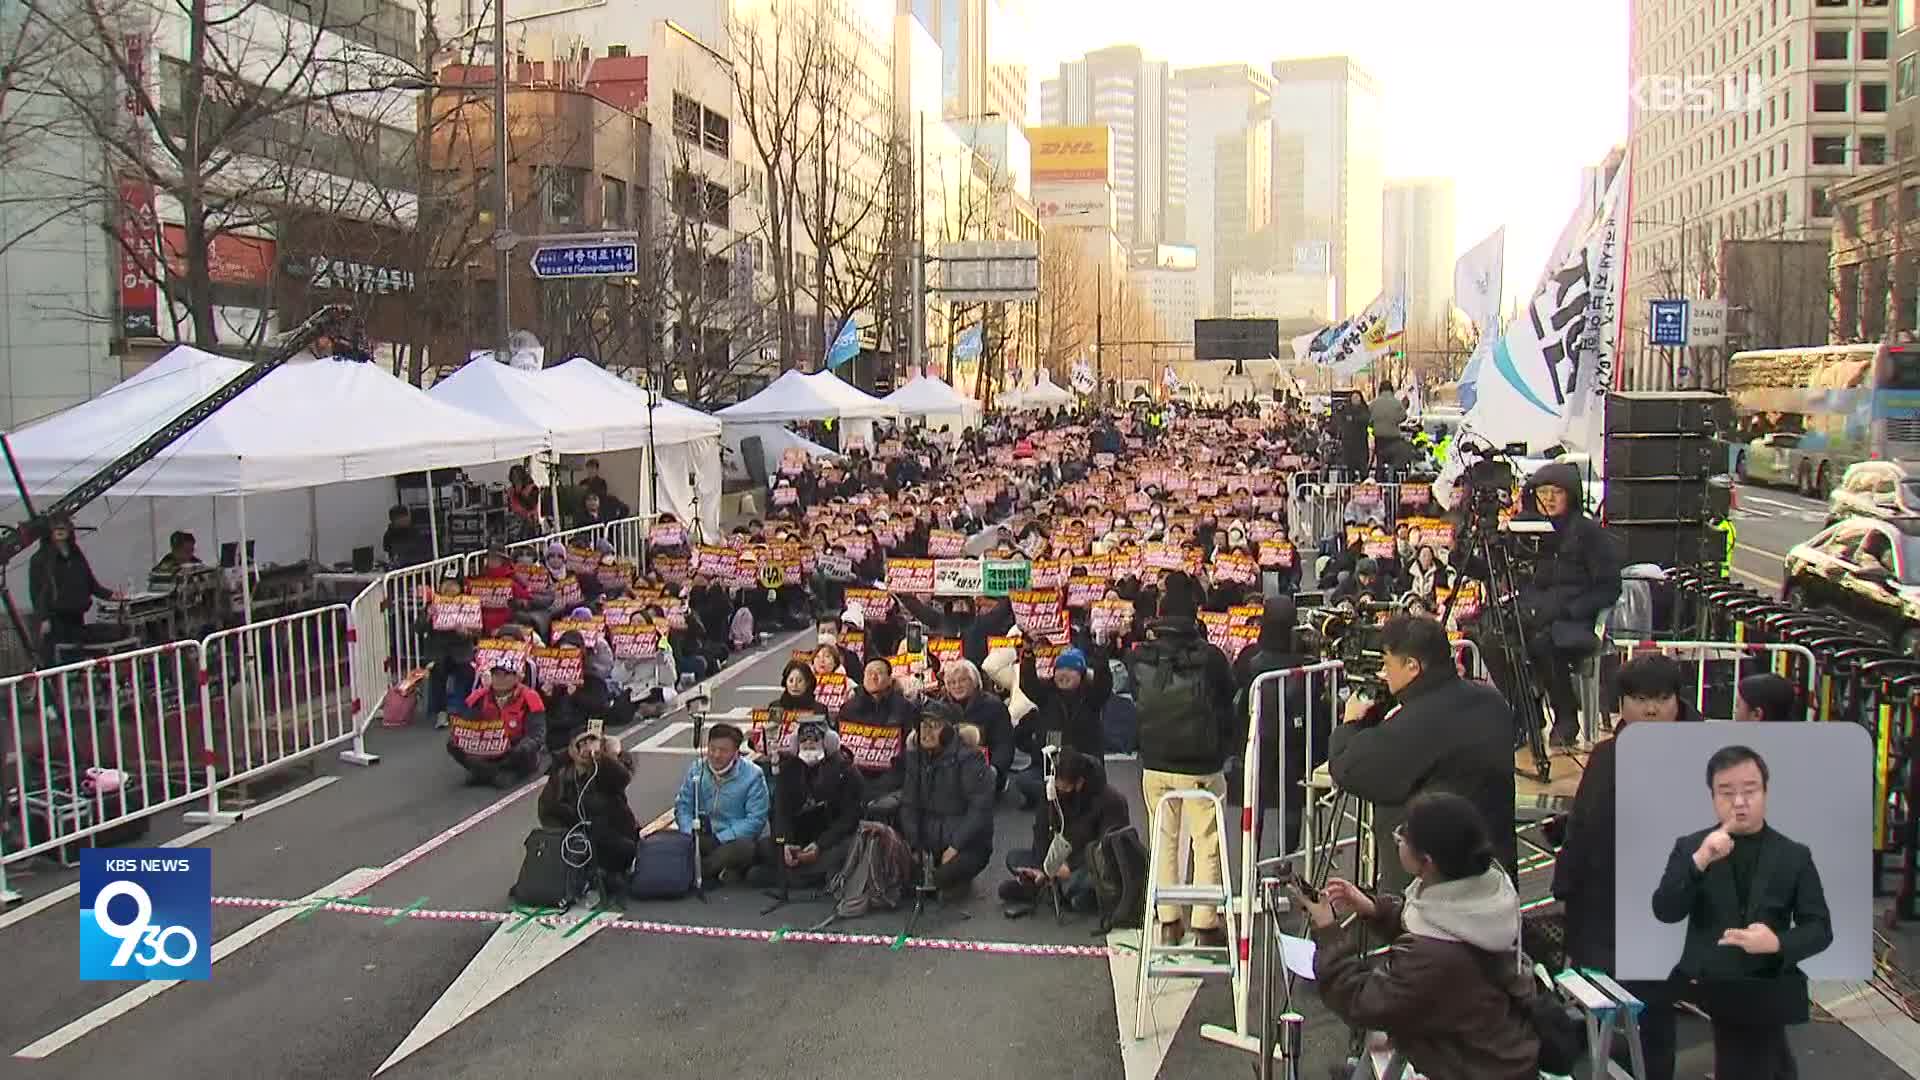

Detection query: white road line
(1108, 926), (1201, 1080)
(14, 865), (382, 1060)
(0, 775), (339, 932)
(638, 721), (694, 750)
(1811, 978), (1920, 1075)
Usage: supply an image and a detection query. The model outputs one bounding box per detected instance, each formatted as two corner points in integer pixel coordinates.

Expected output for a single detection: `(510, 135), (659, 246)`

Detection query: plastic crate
(982, 559), (1031, 597)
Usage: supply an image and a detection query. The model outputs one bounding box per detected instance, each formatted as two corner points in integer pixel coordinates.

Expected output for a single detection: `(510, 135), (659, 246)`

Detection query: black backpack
(1088, 826), (1150, 933)
(510, 827), (582, 909)
(628, 830), (697, 900)
(1132, 639), (1220, 764)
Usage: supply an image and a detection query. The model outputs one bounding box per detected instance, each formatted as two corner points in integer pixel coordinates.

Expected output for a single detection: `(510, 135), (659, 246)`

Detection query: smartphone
(586, 718), (604, 739)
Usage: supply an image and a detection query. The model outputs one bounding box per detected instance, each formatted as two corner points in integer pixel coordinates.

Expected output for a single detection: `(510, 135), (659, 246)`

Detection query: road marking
(1811, 978), (1920, 1074)
(374, 905), (615, 1076)
(1737, 542), (1787, 564)
(638, 721), (694, 750)
(13, 865), (382, 1060)
(1733, 567), (1777, 589)
(1108, 926), (1201, 1080)
(1734, 507), (1774, 519)
(0, 774), (339, 932)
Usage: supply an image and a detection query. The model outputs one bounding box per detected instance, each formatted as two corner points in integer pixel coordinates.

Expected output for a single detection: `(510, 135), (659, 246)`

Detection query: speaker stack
(1602, 391), (1733, 568)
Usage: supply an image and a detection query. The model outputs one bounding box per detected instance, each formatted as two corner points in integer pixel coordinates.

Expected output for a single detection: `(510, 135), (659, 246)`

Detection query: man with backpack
(1125, 573), (1237, 948)
(997, 748), (1131, 918)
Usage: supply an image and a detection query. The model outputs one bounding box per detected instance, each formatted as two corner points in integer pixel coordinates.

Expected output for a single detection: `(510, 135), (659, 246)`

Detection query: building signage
(1030, 125), (1112, 183)
(118, 176), (159, 339)
(307, 255), (416, 295)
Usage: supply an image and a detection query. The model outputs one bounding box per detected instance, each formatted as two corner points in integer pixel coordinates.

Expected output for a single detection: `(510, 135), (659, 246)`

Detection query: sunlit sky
(1020, 0), (1630, 307)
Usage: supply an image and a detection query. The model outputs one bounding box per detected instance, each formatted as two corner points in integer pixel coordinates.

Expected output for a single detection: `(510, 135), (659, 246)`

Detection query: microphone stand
(761, 710), (795, 916)
(687, 694), (710, 902)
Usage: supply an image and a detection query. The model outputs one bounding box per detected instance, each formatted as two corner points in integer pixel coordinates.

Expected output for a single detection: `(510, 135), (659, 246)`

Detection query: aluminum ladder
(1134, 787), (1240, 1038)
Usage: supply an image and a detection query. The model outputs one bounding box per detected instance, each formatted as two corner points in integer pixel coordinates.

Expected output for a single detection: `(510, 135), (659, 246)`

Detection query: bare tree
(1036, 225), (1095, 376)
(0, 0), (82, 258)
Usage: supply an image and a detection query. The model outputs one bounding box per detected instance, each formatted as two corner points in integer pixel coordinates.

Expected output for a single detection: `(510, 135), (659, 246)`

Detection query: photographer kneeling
(998, 748), (1130, 917)
(1329, 615), (1516, 895)
(1299, 791), (1539, 1080)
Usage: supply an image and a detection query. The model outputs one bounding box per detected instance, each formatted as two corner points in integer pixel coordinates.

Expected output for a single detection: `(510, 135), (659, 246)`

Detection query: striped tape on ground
(211, 896), (1111, 959)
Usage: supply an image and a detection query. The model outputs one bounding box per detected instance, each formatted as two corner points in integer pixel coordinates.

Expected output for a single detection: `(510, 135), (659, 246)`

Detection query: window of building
(1865, 134), (1890, 163)
(1814, 186), (1835, 218)
(1904, 184), (1920, 220)
(1866, 30), (1891, 61)
(1815, 29), (1850, 60)
(1876, 194), (1895, 229)
(701, 108), (729, 156)
(1901, 55), (1918, 101)
(702, 179), (729, 228)
(1814, 135), (1850, 163)
(1904, 0), (1918, 31)
(672, 93), (701, 143)
(538, 166), (586, 226)
(601, 176), (627, 229)
(1815, 81), (1850, 111)
(1864, 82), (1890, 112)
(1902, 125), (1919, 161)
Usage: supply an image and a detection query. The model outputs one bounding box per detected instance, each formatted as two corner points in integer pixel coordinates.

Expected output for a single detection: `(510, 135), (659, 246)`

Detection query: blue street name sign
(1649, 298), (1689, 347)
(530, 242), (639, 279)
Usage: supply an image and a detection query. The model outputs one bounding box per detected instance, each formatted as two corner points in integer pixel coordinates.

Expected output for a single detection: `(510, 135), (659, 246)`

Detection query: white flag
(1311, 293), (1406, 375)
(1453, 228), (1505, 334)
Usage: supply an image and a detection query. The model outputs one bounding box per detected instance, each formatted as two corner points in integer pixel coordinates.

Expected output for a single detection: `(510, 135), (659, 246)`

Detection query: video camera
(1302, 600), (1398, 702)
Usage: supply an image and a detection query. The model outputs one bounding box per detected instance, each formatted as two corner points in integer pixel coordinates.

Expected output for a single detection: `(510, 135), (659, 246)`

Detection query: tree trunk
(184, 0), (214, 346)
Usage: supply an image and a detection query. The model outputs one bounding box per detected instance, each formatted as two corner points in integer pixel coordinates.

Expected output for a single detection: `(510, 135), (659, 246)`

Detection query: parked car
(1737, 431), (1803, 488)
(1827, 460), (1920, 525)
(1783, 516), (1920, 653)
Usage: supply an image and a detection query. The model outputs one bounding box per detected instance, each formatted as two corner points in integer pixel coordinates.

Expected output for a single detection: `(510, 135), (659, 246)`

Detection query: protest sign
(815, 672), (852, 715)
(468, 577), (516, 610)
(449, 712), (509, 757)
(838, 721), (902, 772)
(649, 522), (685, 549)
(885, 557), (936, 594)
(429, 595), (482, 633)
(607, 623), (660, 661)
(550, 617), (605, 648)
(533, 645), (584, 690)
(473, 637), (532, 676)
(928, 530), (967, 557)
(1010, 589), (1066, 636)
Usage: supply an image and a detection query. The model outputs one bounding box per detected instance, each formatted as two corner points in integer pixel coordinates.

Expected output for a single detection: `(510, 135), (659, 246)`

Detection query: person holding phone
(1299, 791), (1539, 1080)
(537, 725), (638, 886)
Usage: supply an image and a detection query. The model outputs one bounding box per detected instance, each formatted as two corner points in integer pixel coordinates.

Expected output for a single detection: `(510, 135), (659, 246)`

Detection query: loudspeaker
(1610, 522), (1719, 568)
(1604, 479), (1713, 523)
(739, 436), (770, 490)
(1604, 435), (1719, 479)
(1606, 391), (1731, 436)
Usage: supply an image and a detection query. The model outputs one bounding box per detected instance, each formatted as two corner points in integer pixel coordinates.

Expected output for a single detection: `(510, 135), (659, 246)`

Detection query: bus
(1725, 342), (1920, 497)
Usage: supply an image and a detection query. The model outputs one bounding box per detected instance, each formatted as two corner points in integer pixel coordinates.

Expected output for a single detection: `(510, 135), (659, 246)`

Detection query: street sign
(1649, 299), (1690, 347)
(1687, 299), (1727, 347)
(936, 241), (1040, 300)
(529, 241), (638, 279)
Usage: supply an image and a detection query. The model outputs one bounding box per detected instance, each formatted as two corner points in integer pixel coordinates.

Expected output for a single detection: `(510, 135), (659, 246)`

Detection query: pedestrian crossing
(631, 708), (755, 754)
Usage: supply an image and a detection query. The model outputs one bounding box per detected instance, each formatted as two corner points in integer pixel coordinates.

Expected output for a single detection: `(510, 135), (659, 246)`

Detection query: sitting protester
(449, 662), (547, 786)
(844, 657), (916, 796)
(774, 659), (822, 714)
(1302, 791), (1539, 1080)
(942, 659), (1015, 794)
(751, 719), (866, 889)
(1013, 645), (1112, 808)
(537, 728), (639, 887)
(901, 701), (996, 901)
(998, 748), (1129, 917)
(416, 570), (478, 730)
(1735, 672), (1798, 723)
(672, 722), (769, 884)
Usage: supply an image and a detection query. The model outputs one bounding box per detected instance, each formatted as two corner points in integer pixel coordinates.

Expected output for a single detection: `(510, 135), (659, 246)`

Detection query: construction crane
(0, 304), (361, 651)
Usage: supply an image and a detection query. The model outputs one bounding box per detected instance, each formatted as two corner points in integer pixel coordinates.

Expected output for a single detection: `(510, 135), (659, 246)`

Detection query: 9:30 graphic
(80, 849), (212, 981)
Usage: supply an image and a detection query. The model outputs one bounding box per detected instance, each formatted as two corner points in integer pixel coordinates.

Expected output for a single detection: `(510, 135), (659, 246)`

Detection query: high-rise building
(902, 0), (1024, 125)
(1173, 65), (1272, 317)
(1382, 178), (1457, 333)
(1268, 56), (1384, 318)
(1625, 0), (1891, 388)
(1040, 46), (1186, 248)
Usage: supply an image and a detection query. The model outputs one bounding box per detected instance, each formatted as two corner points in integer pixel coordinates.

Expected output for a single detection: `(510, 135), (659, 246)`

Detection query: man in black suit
(1651, 744), (1833, 1079)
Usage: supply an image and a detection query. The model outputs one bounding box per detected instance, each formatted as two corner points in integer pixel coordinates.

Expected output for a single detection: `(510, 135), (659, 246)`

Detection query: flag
(826, 315), (861, 369)
(1453, 227), (1504, 334)
(1452, 161), (1626, 460)
(1069, 358), (1096, 395)
(1310, 293), (1406, 375)
(953, 324), (983, 360)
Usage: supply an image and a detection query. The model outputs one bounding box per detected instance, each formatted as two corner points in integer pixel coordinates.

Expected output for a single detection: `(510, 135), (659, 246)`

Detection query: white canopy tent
(719, 369), (897, 452)
(1002, 373), (1076, 411)
(883, 373), (981, 435)
(722, 423), (838, 487)
(3, 345), (546, 613)
(537, 359), (725, 539)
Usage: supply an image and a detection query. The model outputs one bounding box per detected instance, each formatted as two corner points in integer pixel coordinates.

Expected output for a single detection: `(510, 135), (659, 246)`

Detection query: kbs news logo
(80, 849), (212, 981)
(1630, 74), (1769, 115)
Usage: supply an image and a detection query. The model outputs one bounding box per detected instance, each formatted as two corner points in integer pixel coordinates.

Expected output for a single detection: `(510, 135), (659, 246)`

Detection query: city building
(1230, 270), (1336, 325)
(1625, 0), (1892, 388)
(900, 0), (1028, 126)
(1128, 257), (1200, 341)
(1382, 178), (1457, 333)
(1174, 64), (1273, 317)
(1040, 45), (1186, 248)
(1269, 55), (1384, 318)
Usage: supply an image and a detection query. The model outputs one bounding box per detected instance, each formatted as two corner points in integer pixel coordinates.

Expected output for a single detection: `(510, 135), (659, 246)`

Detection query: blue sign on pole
(1649, 298), (1690, 347)
(529, 242), (639, 279)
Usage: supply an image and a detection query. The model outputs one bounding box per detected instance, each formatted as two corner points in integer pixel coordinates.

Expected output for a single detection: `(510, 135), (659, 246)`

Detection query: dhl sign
(1031, 124), (1111, 182)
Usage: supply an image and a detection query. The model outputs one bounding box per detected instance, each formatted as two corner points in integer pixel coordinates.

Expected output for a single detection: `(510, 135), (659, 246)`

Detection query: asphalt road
(3, 543), (1916, 1079)
(1729, 481), (1831, 593)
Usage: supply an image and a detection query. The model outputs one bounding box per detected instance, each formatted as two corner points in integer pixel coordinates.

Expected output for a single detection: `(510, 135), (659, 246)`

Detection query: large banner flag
(953, 324), (983, 361)
(1453, 227), (1505, 335)
(1439, 161), (1627, 499)
(1311, 292), (1406, 374)
(826, 315), (861, 369)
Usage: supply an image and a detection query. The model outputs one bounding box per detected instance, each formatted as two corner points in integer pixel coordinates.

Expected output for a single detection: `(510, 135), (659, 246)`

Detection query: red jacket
(462, 685), (546, 750)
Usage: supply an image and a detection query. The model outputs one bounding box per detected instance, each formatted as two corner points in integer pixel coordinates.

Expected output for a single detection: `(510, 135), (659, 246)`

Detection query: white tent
(1003, 373), (1075, 411)
(537, 359), (725, 539)
(8, 346), (546, 497)
(883, 373), (981, 433)
(723, 423), (838, 487)
(719, 369), (896, 453)
(429, 356), (657, 454)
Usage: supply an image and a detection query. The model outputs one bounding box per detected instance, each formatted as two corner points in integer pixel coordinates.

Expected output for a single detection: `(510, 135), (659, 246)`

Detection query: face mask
(798, 747), (825, 765)
(709, 757), (737, 778)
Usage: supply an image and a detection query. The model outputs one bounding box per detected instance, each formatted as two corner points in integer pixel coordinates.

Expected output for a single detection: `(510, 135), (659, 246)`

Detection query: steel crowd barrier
(1603, 639), (1818, 722)
(200, 605), (354, 790)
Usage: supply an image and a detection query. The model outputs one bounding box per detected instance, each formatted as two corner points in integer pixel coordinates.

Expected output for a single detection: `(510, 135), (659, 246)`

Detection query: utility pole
(1094, 259), (1104, 400)
(492, 0), (511, 364)
(911, 112), (927, 378)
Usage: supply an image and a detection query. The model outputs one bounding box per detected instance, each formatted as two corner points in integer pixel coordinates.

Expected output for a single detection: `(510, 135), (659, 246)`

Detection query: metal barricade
(1202, 659), (1343, 1057)
(343, 579), (387, 766)
(200, 605), (353, 793)
(381, 552), (468, 683)
(1, 642), (210, 898)
(1607, 639), (1818, 721)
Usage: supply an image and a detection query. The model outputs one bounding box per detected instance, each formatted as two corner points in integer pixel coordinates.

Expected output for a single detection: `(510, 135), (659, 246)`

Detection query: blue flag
(827, 317), (861, 369)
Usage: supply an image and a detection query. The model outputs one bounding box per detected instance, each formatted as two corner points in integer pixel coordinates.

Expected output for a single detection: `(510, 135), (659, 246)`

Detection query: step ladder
(1134, 787), (1240, 1038)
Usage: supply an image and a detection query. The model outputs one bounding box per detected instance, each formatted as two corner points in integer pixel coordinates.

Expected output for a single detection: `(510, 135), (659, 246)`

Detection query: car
(1783, 516), (1920, 653)
(1827, 460), (1920, 525)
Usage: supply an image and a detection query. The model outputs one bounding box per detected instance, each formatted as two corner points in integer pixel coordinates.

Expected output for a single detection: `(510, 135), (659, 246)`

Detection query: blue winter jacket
(674, 758), (770, 845)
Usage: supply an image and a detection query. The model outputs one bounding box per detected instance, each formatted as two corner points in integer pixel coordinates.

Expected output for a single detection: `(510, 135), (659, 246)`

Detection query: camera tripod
(1445, 489), (1553, 785)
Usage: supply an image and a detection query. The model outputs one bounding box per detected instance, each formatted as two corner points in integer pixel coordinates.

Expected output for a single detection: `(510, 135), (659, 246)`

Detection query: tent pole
(237, 492), (254, 621)
(426, 470), (441, 559)
(307, 488), (319, 563)
(549, 456), (562, 528)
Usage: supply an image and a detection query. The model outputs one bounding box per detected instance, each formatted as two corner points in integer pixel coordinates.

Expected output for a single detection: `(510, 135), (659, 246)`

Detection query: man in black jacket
(1652, 744), (1832, 1079)
(997, 748), (1130, 916)
(1549, 654), (1702, 1080)
(899, 593), (1016, 666)
(844, 657), (916, 798)
(1506, 460), (1622, 747)
(1127, 575), (1237, 947)
(1013, 643), (1112, 808)
(1231, 597), (1325, 856)
(941, 659), (1016, 794)
(1329, 614), (1515, 894)
(902, 702), (997, 902)
(28, 515), (118, 669)
(751, 721), (866, 889)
